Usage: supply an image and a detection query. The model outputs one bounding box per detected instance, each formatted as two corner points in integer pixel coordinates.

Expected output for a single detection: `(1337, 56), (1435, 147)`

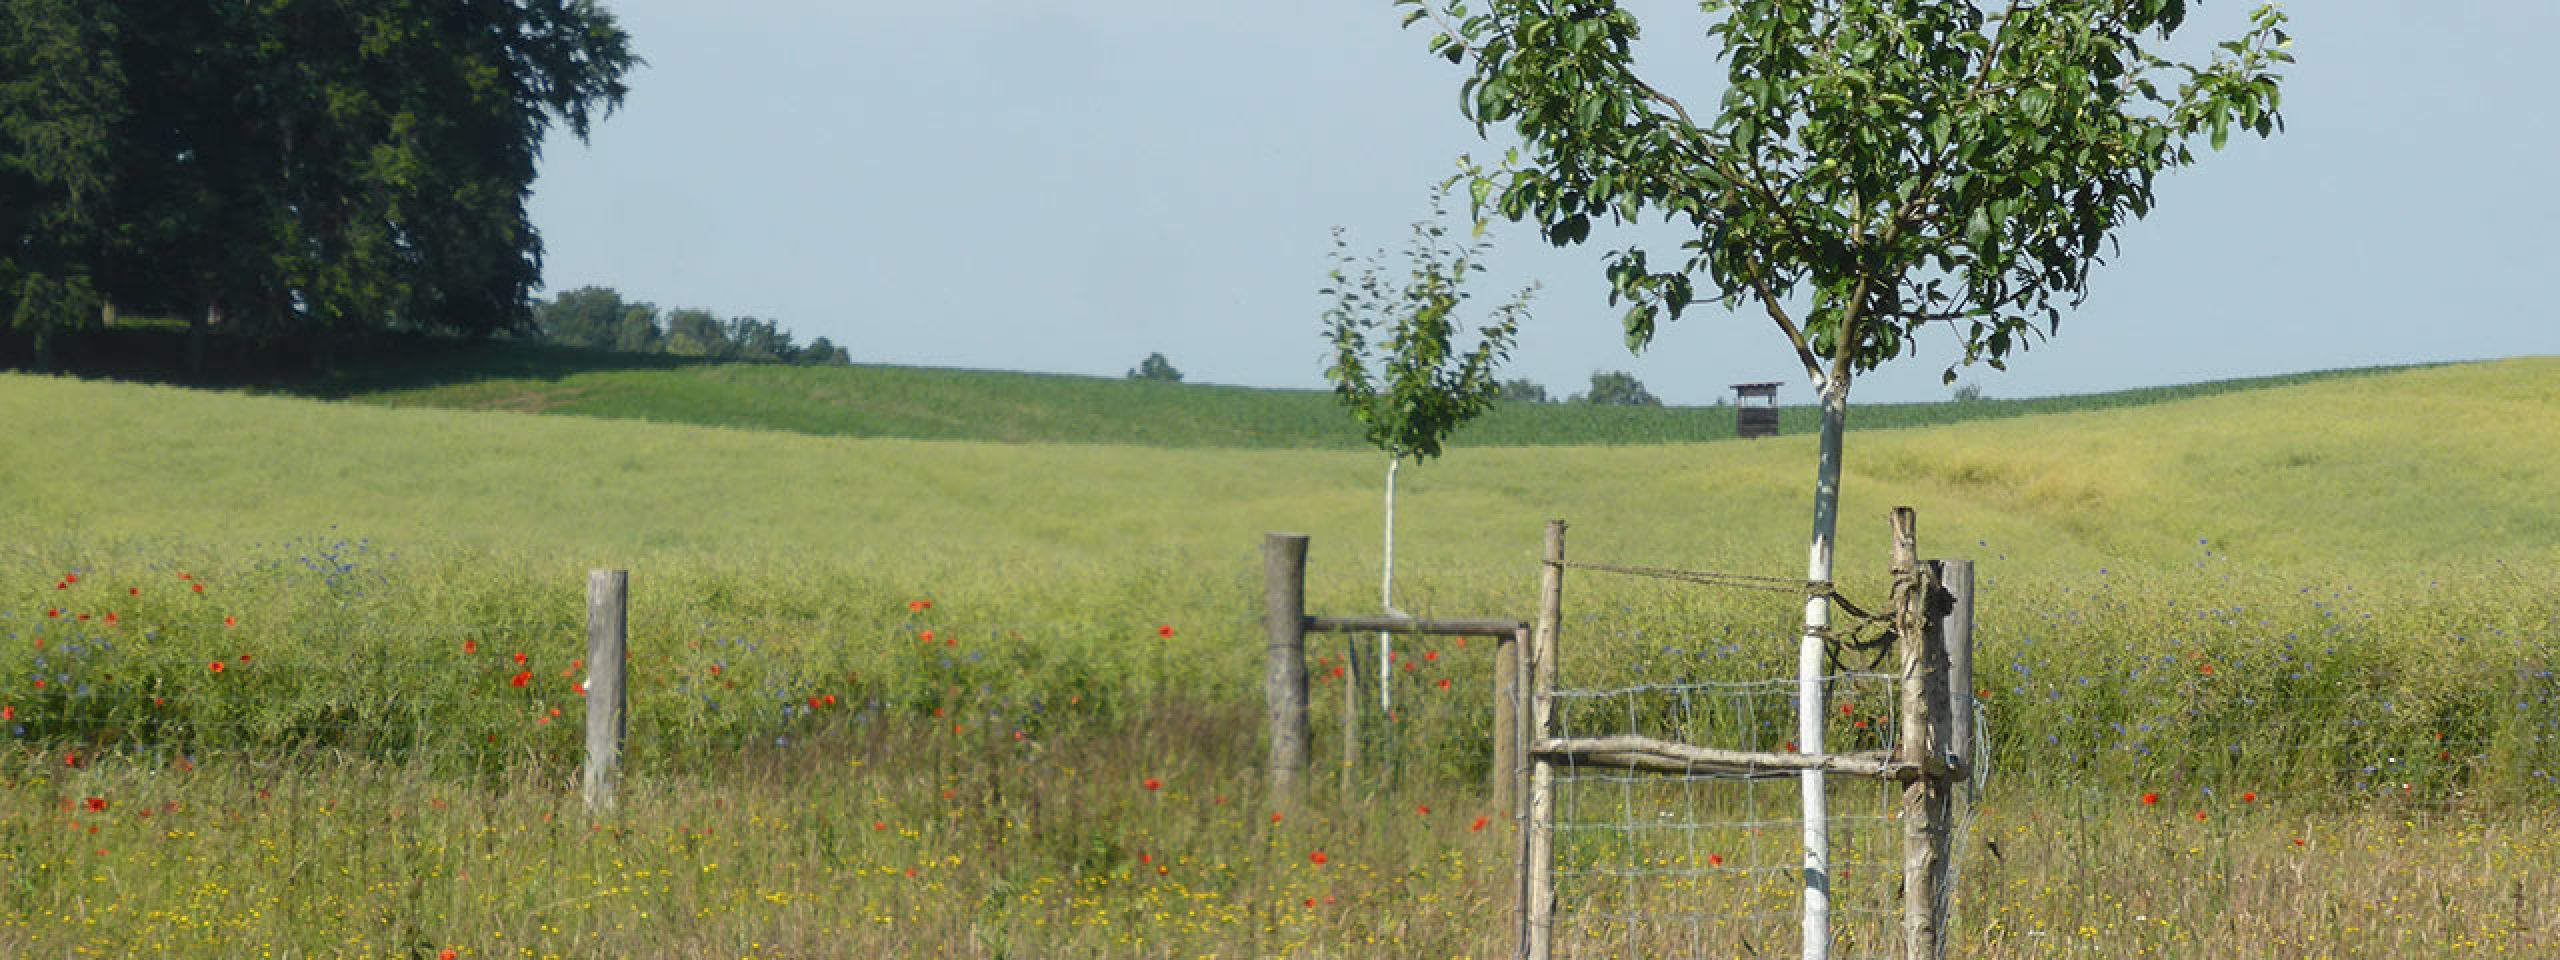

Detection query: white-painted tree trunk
(1798, 383), (1848, 960)
(1379, 455), (1400, 714)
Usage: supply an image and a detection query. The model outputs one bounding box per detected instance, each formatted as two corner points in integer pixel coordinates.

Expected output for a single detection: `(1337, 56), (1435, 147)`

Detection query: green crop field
(0, 357), (2554, 957)
(104, 333), (2409, 449)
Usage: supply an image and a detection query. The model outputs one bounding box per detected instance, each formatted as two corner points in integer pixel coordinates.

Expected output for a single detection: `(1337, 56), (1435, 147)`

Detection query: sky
(526, 1), (2560, 407)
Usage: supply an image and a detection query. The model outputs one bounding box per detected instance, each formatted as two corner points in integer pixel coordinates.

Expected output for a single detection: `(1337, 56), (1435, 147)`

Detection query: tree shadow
(0, 326), (717, 397)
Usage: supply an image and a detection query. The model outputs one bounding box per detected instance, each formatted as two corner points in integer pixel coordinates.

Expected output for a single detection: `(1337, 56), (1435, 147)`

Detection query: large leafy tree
(1403, 0), (2289, 952)
(0, 0), (126, 369)
(0, 0), (636, 371)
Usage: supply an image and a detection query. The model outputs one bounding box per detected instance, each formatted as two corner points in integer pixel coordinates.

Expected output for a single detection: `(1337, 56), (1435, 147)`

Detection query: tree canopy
(1409, 0), (2291, 395)
(0, 0), (637, 369)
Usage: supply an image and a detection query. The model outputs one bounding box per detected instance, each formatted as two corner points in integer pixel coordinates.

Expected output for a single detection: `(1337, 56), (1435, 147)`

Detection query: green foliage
(1953, 382), (1986, 402)
(1572, 370), (1660, 407)
(530, 286), (850, 366)
(1127, 352), (1184, 382)
(0, 0), (637, 369)
(1497, 377), (1549, 404)
(1322, 188), (1535, 461)
(1406, 0), (2293, 392)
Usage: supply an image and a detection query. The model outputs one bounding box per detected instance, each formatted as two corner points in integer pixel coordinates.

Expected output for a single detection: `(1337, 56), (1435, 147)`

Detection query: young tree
(1323, 187), (1535, 714)
(1405, 0), (2289, 951)
(1127, 352), (1185, 382)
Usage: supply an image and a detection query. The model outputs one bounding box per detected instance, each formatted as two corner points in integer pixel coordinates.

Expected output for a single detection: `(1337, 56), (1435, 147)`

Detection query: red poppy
(808, 696), (821, 709)
(1470, 815), (1489, 832)
(463, 639), (478, 654)
(510, 671), (531, 688)
(2242, 791), (2258, 803)
(85, 797), (107, 813)
(1, 706), (11, 721)
(1270, 812), (1283, 824)
(822, 694), (836, 706)
(1424, 650), (1438, 662)
(178, 572), (191, 580)
(2199, 663), (2214, 675)
(441, 951), (457, 960)
(63, 753), (79, 768)
(128, 587), (140, 596)
(1308, 851), (1327, 865)
(1332, 666), (1346, 678)
(1416, 804), (1431, 816)
(2141, 792), (2159, 805)
(209, 661), (226, 673)
(1708, 853), (1724, 866)
(1139, 852), (1152, 864)
(2196, 811), (2209, 822)
(45, 608), (58, 618)
(1157, 624), (1175, 638)
(512, 652), (528, 665)
(193, 584), (205, 594)
(872, 821), (887, 831)
(237, 654), (251, 664)
(1840, 702), (1855, 715)
(1436, 678), (1452, 690)
(908, 599), (931, 612)
(221, 616), (235, 627)
(951, 723), (964, 735)
(1143, 777), (1163, 792)
(920, 630), (935, 644)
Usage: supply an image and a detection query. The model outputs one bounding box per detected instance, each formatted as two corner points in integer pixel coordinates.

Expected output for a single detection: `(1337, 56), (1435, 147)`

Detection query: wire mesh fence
(1548, 671), (1922, 960)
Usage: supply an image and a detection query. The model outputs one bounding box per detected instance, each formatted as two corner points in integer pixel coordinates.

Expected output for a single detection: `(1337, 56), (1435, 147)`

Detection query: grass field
(0, 357), (2554, 957)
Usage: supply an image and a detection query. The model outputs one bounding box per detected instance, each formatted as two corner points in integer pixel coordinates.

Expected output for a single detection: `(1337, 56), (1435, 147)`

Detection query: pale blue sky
(527, 1), (2558, 406)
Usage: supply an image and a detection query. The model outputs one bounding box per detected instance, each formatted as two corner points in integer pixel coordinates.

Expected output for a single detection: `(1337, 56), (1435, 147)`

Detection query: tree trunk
(187, 305), (214, 378)
(1797, 382), (1849, 960)
(1379, 455), (1400, 715)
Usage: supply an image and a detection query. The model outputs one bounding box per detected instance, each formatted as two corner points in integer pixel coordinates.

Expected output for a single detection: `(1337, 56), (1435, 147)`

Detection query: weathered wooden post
(1521, 519), (1565, 960)
(583, 569), (629, 813)
(1492, 624), (1523, 816)
(1263, 534), (1312, 803)
(1939, 559), (1975, 784)
(1342, 634), (1363, 791)
(1891, 510), (1955, 960)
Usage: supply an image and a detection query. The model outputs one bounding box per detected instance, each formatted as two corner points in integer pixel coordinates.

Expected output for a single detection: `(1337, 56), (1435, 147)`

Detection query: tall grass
(0, 358), (2554, 955)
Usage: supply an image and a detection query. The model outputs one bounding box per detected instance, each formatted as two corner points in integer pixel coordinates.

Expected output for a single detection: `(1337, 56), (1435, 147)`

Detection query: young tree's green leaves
(1398, 0), (2292, 395)
(1321, 184), (1536, 461)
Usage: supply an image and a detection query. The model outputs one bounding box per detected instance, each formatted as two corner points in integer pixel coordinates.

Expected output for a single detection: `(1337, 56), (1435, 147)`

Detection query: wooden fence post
(1522, 519), (1565, 960)
(1938, 559), (1975, 784)
(1892, 509), (1956, 960)
(1263, 534), (1312, 803)
(1493, 625), (1523, 816)
(1342, 634), (1363, 792)
(583, 569), (629, 813)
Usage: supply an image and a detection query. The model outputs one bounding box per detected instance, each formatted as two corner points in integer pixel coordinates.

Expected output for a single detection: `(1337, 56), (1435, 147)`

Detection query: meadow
(0, 357), (2554, 957)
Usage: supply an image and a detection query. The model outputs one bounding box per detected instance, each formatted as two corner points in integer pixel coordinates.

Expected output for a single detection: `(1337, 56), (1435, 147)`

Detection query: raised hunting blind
(1733, 382), (1781, 438)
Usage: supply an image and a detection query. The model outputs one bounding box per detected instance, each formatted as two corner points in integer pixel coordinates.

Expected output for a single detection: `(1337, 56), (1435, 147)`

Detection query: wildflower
(1158, 624), (1175, 638)
(1708, 853), (1724, 866)
(1143, 777), (1163, 792)
(2196, 811), (2209, 822)
(872, 821), (887, 831)
(908, 599), (931, 612)
(2200, 663), (2214, 675)
(510, 671), (531, 688)
(0, 706), (9, 721)
(86, 797), (107, 813)
(441, 951), (457, 960)
(1309, 851), (1327, 865)
(221, 616), (235, 627)
(1416, 804), (1431, 816)
(63, 752), (79, 768)
(2141, 792), (2159, 805)
(45, 609), (58, 618)
(1304, 897), (1317, 908)
(513, 651), (528, 665)
(822, 694), (836, 706)
(237, 654), (251, 664)
(209, 661), (226, 673)
(2242, 791), (2257, 803)
(808, 696), (821, 709)
(1270, 812), (1283, 824)
(1470, 815), (1489, 832)
(128, 587), (139, 596)
(1436, 678), (1451, 690)
(193, 584), (204, 594)
(178, 572), (191, 580)
(1332, 666), (1346, 678)
(463, 639), (478, 654)
(920, 630), (935, 644)
(1424, 650), (1438, 662)
(1841, 702), (1855, 715)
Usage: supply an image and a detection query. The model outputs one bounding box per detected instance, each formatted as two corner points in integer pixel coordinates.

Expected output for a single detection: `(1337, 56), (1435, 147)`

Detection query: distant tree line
(1499, 371), (1661, 407)
(0, 0), (635, 372)
(533, 287), (850, 366)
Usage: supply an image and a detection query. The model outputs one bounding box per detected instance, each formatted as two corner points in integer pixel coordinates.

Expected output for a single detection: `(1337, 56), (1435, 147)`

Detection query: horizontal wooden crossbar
(1532, 735), (1923, 782)
(1304, 615), (1528, 637)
